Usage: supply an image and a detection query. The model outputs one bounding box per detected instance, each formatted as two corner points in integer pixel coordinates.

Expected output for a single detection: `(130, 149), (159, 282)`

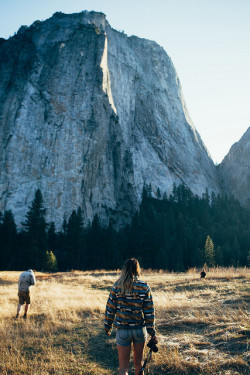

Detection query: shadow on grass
(36, 273), (65, 281)
(87, 272), (119, 278)
(159, 321), (208, 333)
(89, 282), (114, 291)
(214, 336), (248, 354)
(30, 313), (49, 327)
(0, 278), (16, 285)
(208, 276), (247, 282)
(151, 280), (218, 293)
(173, 283), (217, 292)
(12, 312), (119, 374)
(85, 330), (118, 374)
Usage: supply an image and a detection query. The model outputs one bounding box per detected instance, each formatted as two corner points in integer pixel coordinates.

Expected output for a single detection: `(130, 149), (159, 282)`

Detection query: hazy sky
(1, 0), (249, 163)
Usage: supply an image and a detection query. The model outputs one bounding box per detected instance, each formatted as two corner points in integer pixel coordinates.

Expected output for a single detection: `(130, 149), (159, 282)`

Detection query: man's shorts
(116, 327), (147, 346)
(18, 291), (31, 305)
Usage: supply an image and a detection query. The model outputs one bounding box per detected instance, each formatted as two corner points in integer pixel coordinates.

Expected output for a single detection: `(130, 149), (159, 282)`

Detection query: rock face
(218, 127), (250, 208)
(0, 11), (220, 228)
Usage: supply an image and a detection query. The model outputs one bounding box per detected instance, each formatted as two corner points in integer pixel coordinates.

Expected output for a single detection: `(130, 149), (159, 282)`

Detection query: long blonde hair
(118, 258), (141, 294)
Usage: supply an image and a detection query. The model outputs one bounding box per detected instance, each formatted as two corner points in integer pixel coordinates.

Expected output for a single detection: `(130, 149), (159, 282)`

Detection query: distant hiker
(16, 269), (36, 319)
(200, 269), (206, 279)
(104, 258), (158, 375)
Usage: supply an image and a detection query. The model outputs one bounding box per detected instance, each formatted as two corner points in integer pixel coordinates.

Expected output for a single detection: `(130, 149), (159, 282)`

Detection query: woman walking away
(104, 258), (158, 375)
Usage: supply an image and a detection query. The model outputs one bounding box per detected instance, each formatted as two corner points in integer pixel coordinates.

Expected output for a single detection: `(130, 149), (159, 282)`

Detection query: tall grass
(0, 268), (249, 374)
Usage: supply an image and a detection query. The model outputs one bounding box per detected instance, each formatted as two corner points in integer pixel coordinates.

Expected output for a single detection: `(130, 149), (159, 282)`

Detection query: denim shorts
(116, 327), (147, 346)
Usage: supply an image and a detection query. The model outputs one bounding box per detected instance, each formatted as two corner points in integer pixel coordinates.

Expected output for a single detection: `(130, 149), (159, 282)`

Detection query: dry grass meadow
(0, 268), (249, 374)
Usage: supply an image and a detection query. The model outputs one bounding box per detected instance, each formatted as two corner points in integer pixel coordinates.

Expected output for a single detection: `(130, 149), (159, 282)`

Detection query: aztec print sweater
(104, 277), (156, 337)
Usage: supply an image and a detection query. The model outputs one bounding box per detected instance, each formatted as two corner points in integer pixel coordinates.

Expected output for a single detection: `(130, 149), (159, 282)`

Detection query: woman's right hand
(150, 335), (158, 344)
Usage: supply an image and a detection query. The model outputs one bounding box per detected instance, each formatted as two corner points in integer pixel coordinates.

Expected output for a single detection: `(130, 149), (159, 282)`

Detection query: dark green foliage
(64, 207), (85, 270)
(117, 183), (249, 270)
(21, 189), (48, 270)
(48, 222), (58, 251)
(85, 214), (107, 269)
(44, 250), (58, 272)
(0, 210), (17, 270)
(1, 184), (250, 271)
(215, 246), (223, 265)
(204, 235), (215, 266)
(156, 187), (161, 199)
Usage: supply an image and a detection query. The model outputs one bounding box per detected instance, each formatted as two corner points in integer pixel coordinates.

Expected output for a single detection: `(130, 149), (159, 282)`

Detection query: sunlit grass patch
(0, 268), (249, 374)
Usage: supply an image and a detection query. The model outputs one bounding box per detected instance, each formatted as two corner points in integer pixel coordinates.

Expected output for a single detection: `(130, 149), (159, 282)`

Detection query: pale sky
(1, 0), (249, 163)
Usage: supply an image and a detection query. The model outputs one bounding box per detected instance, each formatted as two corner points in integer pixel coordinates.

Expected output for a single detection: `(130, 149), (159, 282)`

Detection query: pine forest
(0, 184), (249, 272)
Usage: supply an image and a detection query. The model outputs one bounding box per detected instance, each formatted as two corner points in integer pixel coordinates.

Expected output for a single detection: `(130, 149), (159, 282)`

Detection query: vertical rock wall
(0, 11), (220, 228)
(218, 127), (250, 208)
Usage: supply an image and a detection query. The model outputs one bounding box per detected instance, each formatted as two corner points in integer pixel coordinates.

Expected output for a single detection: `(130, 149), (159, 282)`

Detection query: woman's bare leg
(133, 342), (145, 375)
(117, 344), (131, 375)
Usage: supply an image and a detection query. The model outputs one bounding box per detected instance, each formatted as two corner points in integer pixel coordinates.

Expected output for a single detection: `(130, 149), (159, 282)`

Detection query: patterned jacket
(104, 277), (156, 337)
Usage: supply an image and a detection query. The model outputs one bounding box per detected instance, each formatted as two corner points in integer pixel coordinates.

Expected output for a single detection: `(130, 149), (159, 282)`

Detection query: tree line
(0, 184), (249, 272)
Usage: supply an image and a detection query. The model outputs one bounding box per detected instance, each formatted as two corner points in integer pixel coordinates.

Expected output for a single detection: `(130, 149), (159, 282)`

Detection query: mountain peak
(0, 11), (221, 227)
(218, 126), (250, 207)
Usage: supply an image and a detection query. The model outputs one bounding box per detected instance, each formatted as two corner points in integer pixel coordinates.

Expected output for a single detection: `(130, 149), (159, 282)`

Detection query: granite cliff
(0, 11), (221, 227)
(218, 127), (250, 208)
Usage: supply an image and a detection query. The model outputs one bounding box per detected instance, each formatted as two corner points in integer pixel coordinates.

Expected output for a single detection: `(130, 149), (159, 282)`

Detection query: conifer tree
(142, 184), (150, 200)
(4, 181), (248, 271)
(66, 207), (85, 270)
(231, 237), (242, 265)
(172, 182), (178, 202)
(156, 187), (161, 199)
(0, 210), (17, 270)
(103, 222), (120, 269)
(87, 214), (102, 268)
(22, 189), (48, 270)
(163, 191), (168, 200)
(247, 251), (250, 267)
(155, 247), (169, 270)
(215, 246), (223, 265)
(147, 184), (152, 198)
(44, 250), (57, 272)
(48, 222), (58, 251)
(56, 215), (68, 271)
(204, 235), (215, 267)
(192, 247), (204, 268)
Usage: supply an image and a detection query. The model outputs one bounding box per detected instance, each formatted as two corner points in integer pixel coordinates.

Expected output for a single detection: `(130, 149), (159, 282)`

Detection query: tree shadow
(173, 283), (217, 292)
(84, 330), (118, 374)
(87, 272), (119, 277)
(158, 320), (208, 334)
(214, 335), (248, 354)
(0, 278), (15, 285)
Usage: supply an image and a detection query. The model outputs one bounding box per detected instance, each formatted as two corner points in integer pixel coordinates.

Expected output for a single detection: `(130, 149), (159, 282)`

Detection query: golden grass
(0, 268), (249, 374)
